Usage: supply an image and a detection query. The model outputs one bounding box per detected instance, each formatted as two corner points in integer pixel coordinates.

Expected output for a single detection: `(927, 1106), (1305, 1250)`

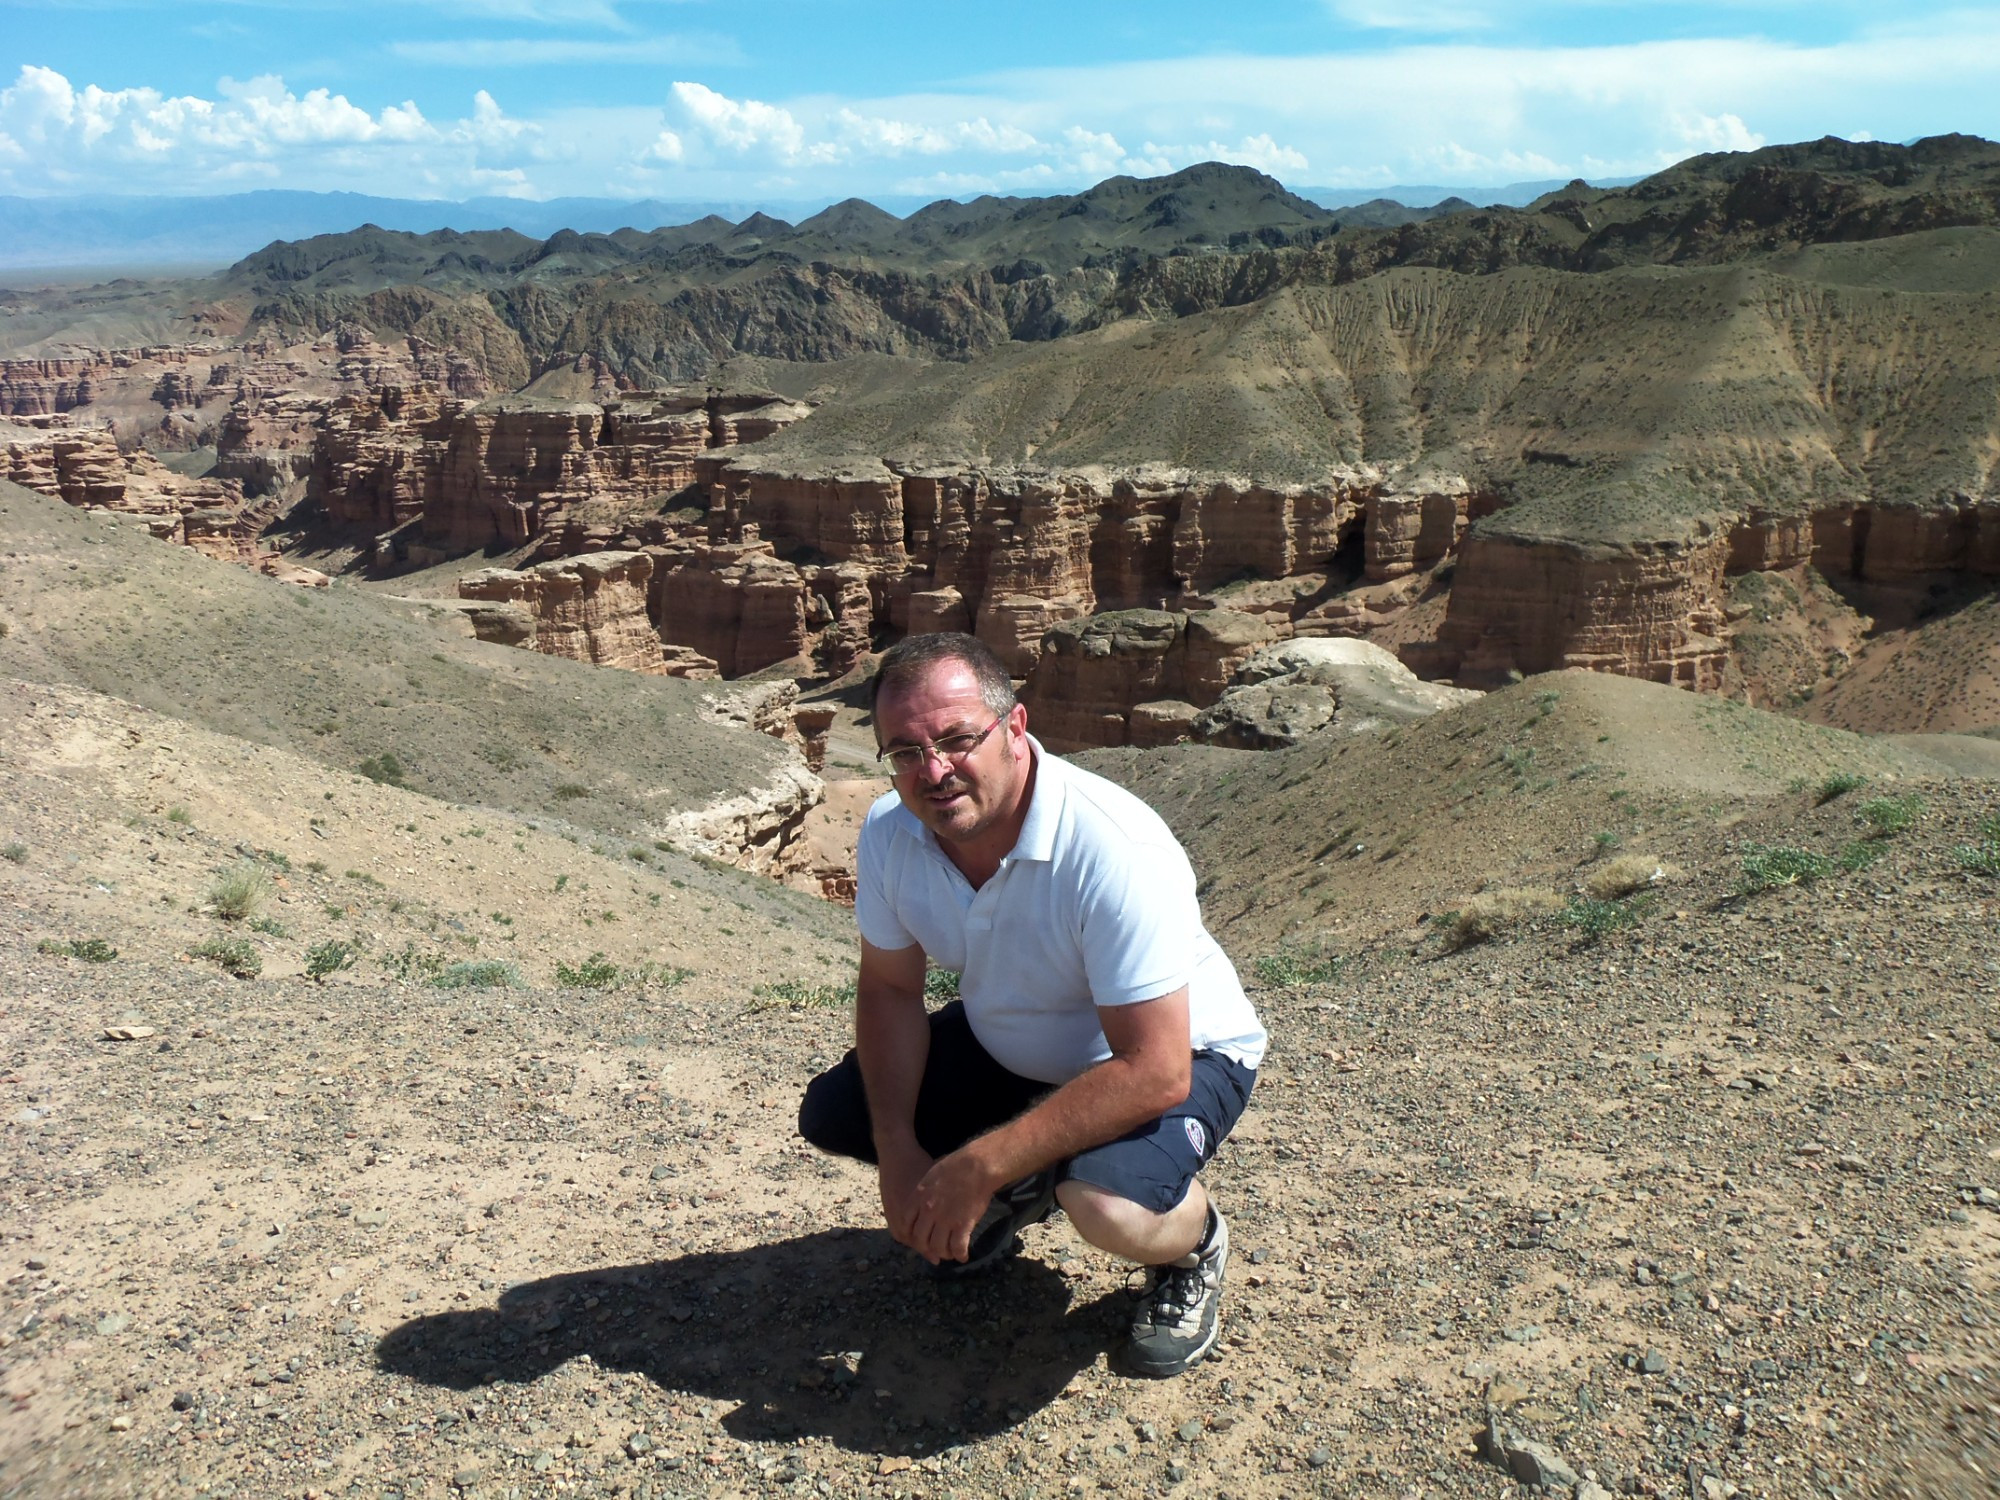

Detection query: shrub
(924, 967), (961, 1003)
(1837, 840), (1884, 872)
(555, 951), (622, 989)
(190, 936), (261, 979)
(1957, 840), (2000, 877)
(1738, 844), (1834, 893)
(344, 869), (385, 888)
(1442, 887), (1565, 951)
(1252, 946), (1346, 988)
(429, 960), (522, 990)
(552, 783), (589, 801)
(208, 863), (271, 922)
(1814, 772), (1866, 806)
(37, 937), (117, 962)
(1581, 854), (1680, 902)
(1564, 896), (1647, 945)
(165, 805), (192, 825)
(382, 943), (446, 982)
(752, 977), (856, 1011)
(358, 753), (409, 787)
(249, 916), (288, 937)
(1858, 794), (1923, 837)
(1590, 831), (1621, 855)
(304, 939), (361, 981)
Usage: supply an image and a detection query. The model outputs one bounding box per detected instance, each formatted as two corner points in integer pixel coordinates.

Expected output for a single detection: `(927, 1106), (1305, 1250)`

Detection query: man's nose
(915, 744), (955, 781)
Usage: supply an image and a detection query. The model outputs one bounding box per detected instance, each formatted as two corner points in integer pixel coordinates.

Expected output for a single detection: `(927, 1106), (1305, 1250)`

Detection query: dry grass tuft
(1581, 853), (1682, 903)
(1444, 887), (1566, 951)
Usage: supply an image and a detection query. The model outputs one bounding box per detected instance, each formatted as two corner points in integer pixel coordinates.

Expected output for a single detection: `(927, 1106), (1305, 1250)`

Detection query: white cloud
(0, 65), (547, 196)
(1326, 0), (1497, 31)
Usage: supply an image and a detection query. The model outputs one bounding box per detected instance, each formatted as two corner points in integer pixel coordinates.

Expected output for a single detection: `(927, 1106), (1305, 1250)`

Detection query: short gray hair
(870, 632), (1016, 722)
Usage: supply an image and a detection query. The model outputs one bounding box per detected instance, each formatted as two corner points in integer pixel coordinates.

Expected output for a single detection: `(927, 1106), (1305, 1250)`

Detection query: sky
(2, 1), (1997, 204)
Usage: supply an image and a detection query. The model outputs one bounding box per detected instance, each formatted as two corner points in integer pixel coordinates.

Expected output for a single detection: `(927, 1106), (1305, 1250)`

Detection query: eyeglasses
(876, 715), (1005, 775)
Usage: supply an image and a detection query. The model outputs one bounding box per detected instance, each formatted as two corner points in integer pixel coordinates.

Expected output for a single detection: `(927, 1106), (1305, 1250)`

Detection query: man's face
(875, 659), (1030, 849)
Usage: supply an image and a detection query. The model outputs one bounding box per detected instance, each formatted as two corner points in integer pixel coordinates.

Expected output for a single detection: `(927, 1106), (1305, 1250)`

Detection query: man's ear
(1008, 701), (1029, 738)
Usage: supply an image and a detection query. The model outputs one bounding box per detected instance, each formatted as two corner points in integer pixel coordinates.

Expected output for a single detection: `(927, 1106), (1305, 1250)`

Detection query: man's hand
(905, 1146), (1002, 1265)
(875, 1137), (935, 1247)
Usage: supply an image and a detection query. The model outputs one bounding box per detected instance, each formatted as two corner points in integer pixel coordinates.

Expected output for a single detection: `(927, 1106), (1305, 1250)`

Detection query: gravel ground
(4, 666), (1999, 1500)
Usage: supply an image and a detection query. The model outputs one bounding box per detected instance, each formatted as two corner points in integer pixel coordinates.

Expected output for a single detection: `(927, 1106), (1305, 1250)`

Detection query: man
(798, 632), (1266, 1377)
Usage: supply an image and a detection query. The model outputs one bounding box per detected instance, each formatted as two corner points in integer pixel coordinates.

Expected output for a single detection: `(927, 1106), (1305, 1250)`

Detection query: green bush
(382, 943), (446, 982)
(165, 805), (192, 825)
(208, 863), (271, 922)
(190, 936), (261, 979)
(1563, 896), (1646, 945)
(1738, 844), (1834, 894)
(1, 842), (26, 863)
(1252, 946), (1346, 988)
(304, 939), (361, 981)
(249, 915), (289, 937)
(1814, 772), (1866, 806)
(1837, 840), (1884, 872)
(1957, 840), (2000, 877)
(429, 960), (522, 991)
(924, 967), (961, 1003)
(358, 753), (409, 787)
(555, 952), (622, 989)
(1857, 794), (1923, 837)
(37, 937), (117, 962)
(552, 783), (589, 801)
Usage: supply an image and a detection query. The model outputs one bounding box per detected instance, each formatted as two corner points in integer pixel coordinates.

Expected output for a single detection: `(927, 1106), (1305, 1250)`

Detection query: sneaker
(932, 1167), (1058, 1277)
(1125, 1207), (1228, 1377)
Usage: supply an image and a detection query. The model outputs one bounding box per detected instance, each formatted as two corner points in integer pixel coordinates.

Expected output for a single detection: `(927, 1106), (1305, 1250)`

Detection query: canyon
(3, 138), (1996, 793)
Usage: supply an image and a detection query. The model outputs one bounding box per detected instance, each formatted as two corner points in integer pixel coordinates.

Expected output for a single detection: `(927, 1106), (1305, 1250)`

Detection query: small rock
(1307, 1447), (1333, 1469)
(96, 1313), (131, 1337)
(1834, 1153), (1870, 1174)
(102, 1026), (157, 1042)
(353, 1209), (389, 1228)
(1165, 1462), (1187, 1483)
(109, 1415), (133, 1431)
(451, 1466), (481, 1489)
(24, 1259), (47, 1272)
(1176, 1419), (1204, 1442)
(625, 1432), (654, 1458)
(1638, 1349), (1668, 1376)
(170, 1392), (195, 1412)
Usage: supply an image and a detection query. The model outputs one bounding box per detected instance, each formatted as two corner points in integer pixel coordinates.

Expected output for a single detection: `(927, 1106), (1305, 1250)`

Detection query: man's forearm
(854, 987), (931, 1157)
(957, 1050), (1186, 1189)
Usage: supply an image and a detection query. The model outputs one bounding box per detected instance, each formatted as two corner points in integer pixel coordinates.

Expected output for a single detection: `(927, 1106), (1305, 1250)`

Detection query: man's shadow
(376, 1227), (1126, 1454)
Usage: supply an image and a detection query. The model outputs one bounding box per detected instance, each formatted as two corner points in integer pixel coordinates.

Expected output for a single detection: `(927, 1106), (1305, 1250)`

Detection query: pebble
(1639, 1349), (1668, 1375)
(1176, 1419), (1204, 1442)
(451, 1466), (481, 1489)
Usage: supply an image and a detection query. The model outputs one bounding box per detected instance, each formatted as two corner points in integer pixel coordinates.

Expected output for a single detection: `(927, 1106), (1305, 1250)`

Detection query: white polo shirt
(854, 737), (1268, 1085)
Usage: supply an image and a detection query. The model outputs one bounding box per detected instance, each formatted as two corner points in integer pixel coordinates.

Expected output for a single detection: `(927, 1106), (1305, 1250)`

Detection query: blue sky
(3, 1), (1997, 202)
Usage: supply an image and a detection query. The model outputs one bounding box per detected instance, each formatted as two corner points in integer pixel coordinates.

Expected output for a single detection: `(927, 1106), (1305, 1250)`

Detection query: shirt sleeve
(1076, 835), (1198, 1006)
(853, 803), (919, 952)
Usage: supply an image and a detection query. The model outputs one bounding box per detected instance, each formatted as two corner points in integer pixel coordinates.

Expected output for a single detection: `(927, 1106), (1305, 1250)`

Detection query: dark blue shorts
(797, 1001), (1256, 1215)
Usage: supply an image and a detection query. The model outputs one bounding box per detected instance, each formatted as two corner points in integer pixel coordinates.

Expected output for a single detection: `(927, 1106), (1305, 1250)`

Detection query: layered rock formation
(312, 386), (812, 551)
(1022, 608), (1279, 750)
(459, 551), (668, 674)
(1191, 638), (1481, 749)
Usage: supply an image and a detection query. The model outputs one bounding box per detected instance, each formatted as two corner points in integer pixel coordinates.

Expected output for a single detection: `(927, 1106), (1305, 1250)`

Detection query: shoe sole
(928, 1170), (1058, 1278)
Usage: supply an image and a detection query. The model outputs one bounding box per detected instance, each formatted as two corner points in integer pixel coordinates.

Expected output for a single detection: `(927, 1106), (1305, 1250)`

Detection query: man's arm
(905, 986), (1191, 1265)
(854, 936), (935, 1244)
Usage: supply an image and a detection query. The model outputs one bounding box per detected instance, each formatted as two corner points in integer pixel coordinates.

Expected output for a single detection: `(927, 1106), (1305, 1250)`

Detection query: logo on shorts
(1183, 1118), (1207, 1157)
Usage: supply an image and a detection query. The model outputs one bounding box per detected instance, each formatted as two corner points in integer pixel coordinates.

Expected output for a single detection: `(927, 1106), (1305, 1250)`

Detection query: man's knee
(1057, 1178), (1164, 1238)
(798, 1058), (871, 1160)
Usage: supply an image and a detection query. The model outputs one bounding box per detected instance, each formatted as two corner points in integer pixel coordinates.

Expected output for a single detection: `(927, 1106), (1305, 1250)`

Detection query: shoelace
(1132, 1262), (1206, 1322)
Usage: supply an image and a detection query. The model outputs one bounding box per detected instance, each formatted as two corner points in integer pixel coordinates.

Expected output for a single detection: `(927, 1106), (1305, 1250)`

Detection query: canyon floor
(5, 500), (2000, 1500)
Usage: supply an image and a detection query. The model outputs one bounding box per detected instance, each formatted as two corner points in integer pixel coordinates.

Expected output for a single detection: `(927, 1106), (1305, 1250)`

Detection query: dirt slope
(1802, 593), (2000, 738)
(0, 481), (805, 850)
(5, 635), (1997, 1498)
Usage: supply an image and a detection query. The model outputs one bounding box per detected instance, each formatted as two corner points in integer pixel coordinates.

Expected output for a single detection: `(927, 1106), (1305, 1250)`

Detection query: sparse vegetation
(1737, 844), (1834, 894)
(165, 805), (192, 825)
(555, 951), (622, 989)
(1956, 837), (2000, 877)
(304, 939), (361, 981)
(358, 752), (409, 787)
(381, 943), (447, 982)
(428, 959), (522, 991)
(37, 937), (117, 962)
(1442, 887), (1566, 951)
(1857, 794), (1923, 837)
(1252, 944), (1346, 988)
(249, 915), (288, 937)
(1563, 896), (1649, 945)
(1, 842), (26, 863)
(207, 862), (271, 922)
(751, 977), (856, 1011)
(1580, 854), (1679, 903)
(1814, 772), (1866, 805)
(924, 967), (961, 1004)
(552, 782), (589, 801)
(344, 869), (384, 888)
(189, 935), (261, 979)
(1837, 840), (1884, 872)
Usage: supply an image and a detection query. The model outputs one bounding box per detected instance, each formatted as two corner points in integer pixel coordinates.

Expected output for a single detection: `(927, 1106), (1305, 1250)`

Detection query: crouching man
(798, 632), (1266, 1377)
